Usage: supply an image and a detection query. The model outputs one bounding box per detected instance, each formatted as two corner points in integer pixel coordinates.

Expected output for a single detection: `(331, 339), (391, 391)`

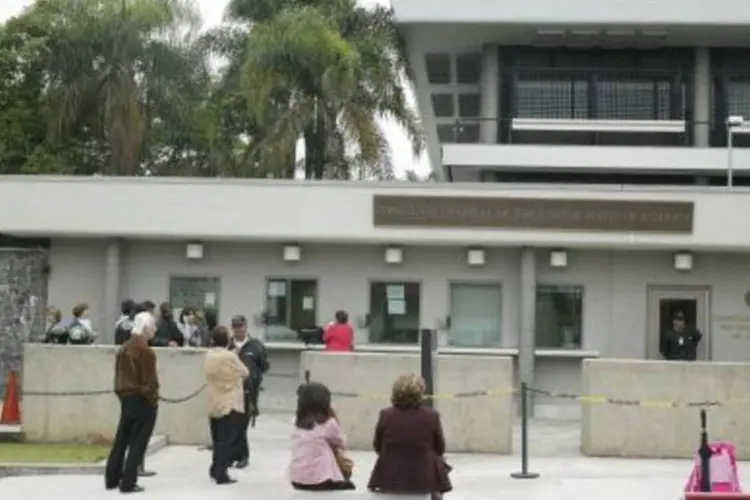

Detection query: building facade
(392, 0), (750, 185)
(2, 176), (750, 416)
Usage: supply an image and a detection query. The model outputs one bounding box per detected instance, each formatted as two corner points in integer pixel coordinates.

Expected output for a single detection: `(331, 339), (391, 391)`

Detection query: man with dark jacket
(105, 312), (160, 493)
(115, 299), (136, 345)
(151, 302), (184, 347)
(229, 314), (269, 468)
(660, 311), (703, 361)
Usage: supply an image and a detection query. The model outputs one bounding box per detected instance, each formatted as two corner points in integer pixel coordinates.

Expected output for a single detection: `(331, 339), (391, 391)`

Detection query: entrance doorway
(646, 286), (710, 360)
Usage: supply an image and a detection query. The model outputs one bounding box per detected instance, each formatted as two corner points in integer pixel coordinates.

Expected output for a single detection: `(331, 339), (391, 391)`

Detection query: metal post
(420, 328), (436, 408)
(304, 369), (310, 383)
(698, 409), (712, 492)
(727, 127), (734, 188)
(510, 382), (540, 479)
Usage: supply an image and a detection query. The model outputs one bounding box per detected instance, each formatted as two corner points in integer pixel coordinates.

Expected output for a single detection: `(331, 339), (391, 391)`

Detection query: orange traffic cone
(1, 371), (21, 424)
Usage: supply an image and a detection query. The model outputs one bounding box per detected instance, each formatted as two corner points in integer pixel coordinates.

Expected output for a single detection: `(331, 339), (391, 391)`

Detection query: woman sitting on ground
(289, 382), (355, 491)
(368, 373), (452, 499)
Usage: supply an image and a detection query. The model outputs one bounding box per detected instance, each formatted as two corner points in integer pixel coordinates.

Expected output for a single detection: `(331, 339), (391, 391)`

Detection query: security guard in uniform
(229, 314), (269, 468)
(660, 311), (703, 361)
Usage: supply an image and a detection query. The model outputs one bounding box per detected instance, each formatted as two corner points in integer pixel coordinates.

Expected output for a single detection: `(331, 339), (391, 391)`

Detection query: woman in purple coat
(368, 374), (452, 499)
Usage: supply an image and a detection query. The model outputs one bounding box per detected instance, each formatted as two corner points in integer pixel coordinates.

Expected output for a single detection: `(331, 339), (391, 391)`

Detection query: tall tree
(224, 0), (423, 179)
(38, 0), (209, 175)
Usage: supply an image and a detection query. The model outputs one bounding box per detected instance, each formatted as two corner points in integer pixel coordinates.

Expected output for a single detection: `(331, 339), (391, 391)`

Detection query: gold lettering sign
(373, 196), (693, 233)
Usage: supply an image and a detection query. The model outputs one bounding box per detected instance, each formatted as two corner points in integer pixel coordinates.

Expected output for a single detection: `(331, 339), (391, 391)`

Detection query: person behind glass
(188, 309), (210, 347)
(368, 374), (452, 500)
(115, 299), (137, 345)
(204, 326), (249, 484)
(178, 307), (197, 345)
(323, 310), (354, 352)
(661, 311), (703, 361)
(68, 302), (97, 345)
(43, 306), (68, 344)
(152, 301), (184, 347)
(229, 314), (270, 467)
(105, 311), (160, 493)
(290, 382), (355, 491)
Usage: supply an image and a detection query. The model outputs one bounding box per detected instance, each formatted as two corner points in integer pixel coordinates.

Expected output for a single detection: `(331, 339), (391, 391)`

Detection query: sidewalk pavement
(0, 415), (730, 500)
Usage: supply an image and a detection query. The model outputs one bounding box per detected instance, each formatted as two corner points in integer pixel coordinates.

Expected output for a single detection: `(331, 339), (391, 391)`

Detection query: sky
(0, 0), (431, 177)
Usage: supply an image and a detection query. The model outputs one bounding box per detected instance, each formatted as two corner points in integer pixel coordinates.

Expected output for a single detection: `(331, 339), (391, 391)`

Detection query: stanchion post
(420, 328), (435, 408)
(510, 382), (540, 479)
(698, 409), (711, 492)
(304, 369), (310, 383)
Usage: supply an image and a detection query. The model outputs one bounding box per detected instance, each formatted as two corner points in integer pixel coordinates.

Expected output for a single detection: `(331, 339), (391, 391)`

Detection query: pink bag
(684, 442), (742, 493)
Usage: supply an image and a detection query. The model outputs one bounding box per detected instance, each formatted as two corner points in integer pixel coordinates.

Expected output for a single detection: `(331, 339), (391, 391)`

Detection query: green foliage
(0, 0), (423, 179)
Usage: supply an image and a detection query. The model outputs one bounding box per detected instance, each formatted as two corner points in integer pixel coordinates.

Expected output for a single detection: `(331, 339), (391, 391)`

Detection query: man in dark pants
(661, 311), (703, 361)
(105, 311), (160, 493)
(229, 314), (269, 468)
(133, 300), (158, 478)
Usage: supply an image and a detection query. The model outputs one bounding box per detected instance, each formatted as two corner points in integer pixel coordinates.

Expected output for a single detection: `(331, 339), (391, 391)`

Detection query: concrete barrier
(22, 344), (209, 445)
(301, 351), (513, 454)
(581, 359), (750, 459)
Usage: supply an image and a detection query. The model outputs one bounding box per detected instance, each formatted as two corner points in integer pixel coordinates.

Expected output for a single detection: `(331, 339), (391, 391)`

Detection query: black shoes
(210, 471), (237, 485)
(234, 458), (249, 469)
(120, 485), (145, 494)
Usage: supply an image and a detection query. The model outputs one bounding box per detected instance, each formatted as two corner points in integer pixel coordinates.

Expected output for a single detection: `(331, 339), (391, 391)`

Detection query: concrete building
(1, 176), (750, 417)
(4, 1), (750, 417)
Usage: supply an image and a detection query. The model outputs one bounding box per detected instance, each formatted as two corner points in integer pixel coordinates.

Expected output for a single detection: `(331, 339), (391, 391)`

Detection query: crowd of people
(103, 305), (450, 498)
(105, 308), (269, 493)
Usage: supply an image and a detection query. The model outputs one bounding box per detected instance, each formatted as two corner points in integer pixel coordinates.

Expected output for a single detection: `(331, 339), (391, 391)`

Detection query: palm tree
(40, 0), (204, 175)
(225, 0), (423, 179)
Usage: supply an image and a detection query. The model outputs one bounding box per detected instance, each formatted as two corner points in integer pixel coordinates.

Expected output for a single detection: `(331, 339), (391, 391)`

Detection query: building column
(519, 247), (537, 416)
(102, 239), (121, 344)
(693, 47), (711, 148)
(480, 44), (499, 144)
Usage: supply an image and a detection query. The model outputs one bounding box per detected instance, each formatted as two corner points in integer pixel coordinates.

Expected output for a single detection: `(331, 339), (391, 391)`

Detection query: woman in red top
(323, 311), (354, 352)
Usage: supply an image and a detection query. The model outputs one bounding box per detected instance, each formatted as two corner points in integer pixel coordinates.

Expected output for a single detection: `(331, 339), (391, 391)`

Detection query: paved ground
(0, 415), (734, 499)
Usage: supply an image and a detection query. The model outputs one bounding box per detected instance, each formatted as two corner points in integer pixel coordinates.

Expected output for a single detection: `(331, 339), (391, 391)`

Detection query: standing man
(105, 311), (160, 493)
(660, 311), (703, 361)
(229, 314), (269, 468)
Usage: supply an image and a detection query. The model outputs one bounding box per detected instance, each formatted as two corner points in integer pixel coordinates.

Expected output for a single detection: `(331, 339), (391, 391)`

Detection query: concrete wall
(22, 344), (210, 445)
(581, 359), (750, 459)
(2, 176), (750, 250)
(301, 351), (514, 454)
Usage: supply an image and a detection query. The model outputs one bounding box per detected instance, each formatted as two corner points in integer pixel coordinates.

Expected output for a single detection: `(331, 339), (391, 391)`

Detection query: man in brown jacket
(105, 311), (160, 493)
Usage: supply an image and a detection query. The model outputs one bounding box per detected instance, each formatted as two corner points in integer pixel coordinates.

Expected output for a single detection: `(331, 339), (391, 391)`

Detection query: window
(431, 94), (455, 117)
(515, 79), (588, 119)
(265, 279), (317, 342)
(535, 285), (583, 349)
(169, 277), (221, 318)
(369, 282), (420, 344)
(448, 283), (502, 347)
(436, 122), (480, 143)
(456, 53), (482, 84)
(425, 53), (452, 84)
(457, 93), (481, 117)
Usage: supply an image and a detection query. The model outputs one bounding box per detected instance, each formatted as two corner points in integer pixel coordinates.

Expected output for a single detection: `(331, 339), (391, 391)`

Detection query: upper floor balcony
(432, 66), (750, 149)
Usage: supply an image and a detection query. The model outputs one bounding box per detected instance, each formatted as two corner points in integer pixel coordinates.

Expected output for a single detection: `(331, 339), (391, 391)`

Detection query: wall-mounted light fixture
(384, 246), (403, 265)
(467, 248), (486, 266)
(283, 244), (301, 262)
(186, 242), (204, 260)
(549, 249), (568, 268)
(673, 251), (694, 272)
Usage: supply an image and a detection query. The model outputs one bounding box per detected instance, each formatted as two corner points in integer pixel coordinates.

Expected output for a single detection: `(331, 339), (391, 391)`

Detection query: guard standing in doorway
(660, 311), (703, 361)
(229, 314), (269, 468)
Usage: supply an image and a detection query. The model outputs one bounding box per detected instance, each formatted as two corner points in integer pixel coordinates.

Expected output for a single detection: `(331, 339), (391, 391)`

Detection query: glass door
(448, 283), (502, 348)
